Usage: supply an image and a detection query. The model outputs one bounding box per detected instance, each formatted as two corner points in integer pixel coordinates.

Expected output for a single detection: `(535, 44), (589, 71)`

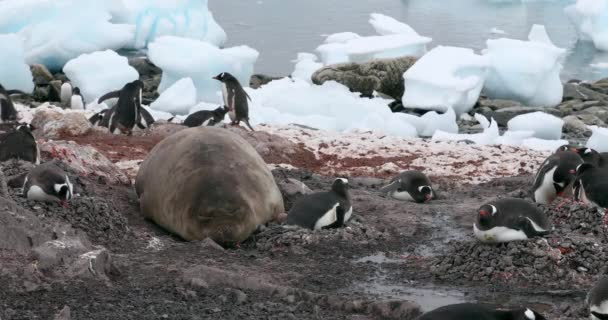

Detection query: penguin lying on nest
(286, 178), (352, 230)
(416, 303), (546, 320)
(23, 161), (73, 208)
(588, 277), (608, 320)
(0, 123), (39, 164)
(380, 170), (434, 203)
(574, 163), (608, 224)
(183, 106), (227, 127)
(473, 198), (553, 243)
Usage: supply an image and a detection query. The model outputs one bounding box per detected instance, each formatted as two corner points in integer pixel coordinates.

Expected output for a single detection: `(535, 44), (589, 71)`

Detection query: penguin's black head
(576, 147), (601, 165)
(418, 185), (433, 203)
(214, 106), (228, 117)
(54, 179), (73, 208)
(513, 308), (546, 320)
(555, 144), (577, 153)
(72, 87), (81, 95)
(16, 123), (35, 133)
(331, 178), (349, 197)
(477, 204), (497, 227)
(213, 72), (227, 82)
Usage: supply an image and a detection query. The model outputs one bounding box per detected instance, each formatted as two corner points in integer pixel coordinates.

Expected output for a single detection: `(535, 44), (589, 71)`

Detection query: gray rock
(49, 80), (62, 102)
(32, 238), (90, 270)
(230, 289), (248, 304)
(65, 247), (113, 281)
(53, 306), (71, 320)
(563, 83), (608, 103)
(250, 74), (283, 89)
(485, 106), (562, 127)
(312, 56), (417, 100)
(562, 116), (590, 136)
(577, 106), (608, 123)
(278, 178), (313, 197)
(198, 237), (225, 251)
(30, 64), (54, 85)
(33, 85), (50, 102)
(128, 57), (161, 77)
(573, 113), (605, 126)
(476, 98), (522, 111)
(367, 300), (422, 320)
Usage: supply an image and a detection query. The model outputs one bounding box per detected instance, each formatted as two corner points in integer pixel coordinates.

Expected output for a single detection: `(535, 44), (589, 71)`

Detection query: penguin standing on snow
(0, 123), (39, 164)
(183, 106), (228, 127)
(380, 170), (434, 203)
(286, 178), (352, 230)
(0, 84), (25, 123)
(532, 150), (582, 204)
(577, 147), (608, 168)
(23, 162), (73, 208)
(574, 163), (608, 221)
(588, 277), (608, 320)
(213, 72), (255, 131)
(416, 303), (546, 320)
(474, 198), (553, 243)
(70, 87), (85, 110)
(97, 80), (155, 135)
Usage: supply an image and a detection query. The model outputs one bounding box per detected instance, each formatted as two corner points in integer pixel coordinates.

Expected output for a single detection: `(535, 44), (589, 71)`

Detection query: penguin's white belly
(591, 301), (608, 320)
(390, 191), (415, 202)
(228, 110), (236, 121)
(201, 118), (213, 126)
(60, 83), (72, 103)
(27, 186), (57, 202)
(473, 224), (528, 243)
(534, 168), (557, 204)
(344, 206), (353, 222)
(70, 96), (84, 110)
(314, 203), (338, 230)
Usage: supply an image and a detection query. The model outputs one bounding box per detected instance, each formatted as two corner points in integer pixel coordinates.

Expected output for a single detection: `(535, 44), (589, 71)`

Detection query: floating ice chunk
(247, 78), (418, 137)
(369, 13), (420, 36)
(323, 32), (361, 44)
(490, 28), (507, 35)
(0, 0), (134, 71)
(522, 138), (570, 151)
(63, 50), (139, 103)
(565, 0), (608, 51)
(402, 46), (489, 116)
(482, 25), (566, 107)
(150, 77), (196, 115)
(291, 53), (323, 83)
(316, 34), (431, 65)
(494, 130), (535, 146)
(507, 112), (564, 140)
(586, 125), (608, 152)
(109, 0), (226, 49)
(432, 114), (499, 145)
(0, 34), (34, 93)
(148, 36), (259, 103)
(418, 107), (458, 137)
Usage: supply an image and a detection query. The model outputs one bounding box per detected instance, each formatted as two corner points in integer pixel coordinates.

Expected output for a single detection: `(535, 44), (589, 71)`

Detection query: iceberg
(247, 78), (418, 137)
(507, 111), (564, 140)
(63, 50), (139, 103)
(432, 114), (499, 145)
(148, 36), (259, 103)
(482, 24), (566, 107)
(586, 125), (608, 152)
(0, 34), (34, 93)
(565, 0), (608, 51)
(369, 13), (421, 36)
(291, 53), (323, 84)
(108, 0), (226, 49)
(149, 77), (197, 115)
(418, 107), (459, 137)
(0, 0), (134, 71)
(402, 46), (489, 116)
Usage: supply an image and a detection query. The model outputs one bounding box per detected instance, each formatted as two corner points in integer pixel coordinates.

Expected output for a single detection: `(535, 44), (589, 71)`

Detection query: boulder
(30, 64), (54, 86)
(563, 83), (608, 102)
(311, 56), (417, 100)
(577, 106), (608, 123)
(31, 105), (91, 139)
(250, 74), (283, 89)
(476, 97), (522, 111)
(135, 127), (285, 243)
(562, 115), (590, 136)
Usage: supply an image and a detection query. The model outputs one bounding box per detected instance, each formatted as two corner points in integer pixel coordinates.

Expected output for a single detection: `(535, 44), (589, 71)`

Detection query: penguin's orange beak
(424, 194), (432, 202)
(479, 210), (489, 216)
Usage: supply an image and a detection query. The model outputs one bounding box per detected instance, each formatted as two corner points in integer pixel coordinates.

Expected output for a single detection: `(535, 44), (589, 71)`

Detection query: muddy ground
(0, 131), (603, 320)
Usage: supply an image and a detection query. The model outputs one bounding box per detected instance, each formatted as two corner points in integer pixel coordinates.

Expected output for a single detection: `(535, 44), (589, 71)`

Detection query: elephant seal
(135, 126), (284, 244)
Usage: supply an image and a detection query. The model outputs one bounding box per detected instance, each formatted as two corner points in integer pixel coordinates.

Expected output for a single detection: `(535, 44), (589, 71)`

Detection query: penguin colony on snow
(1, 69), (608, 319)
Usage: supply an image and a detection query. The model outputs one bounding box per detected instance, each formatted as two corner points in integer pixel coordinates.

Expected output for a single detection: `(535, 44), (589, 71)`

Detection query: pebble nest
(431, 201), (608, 288)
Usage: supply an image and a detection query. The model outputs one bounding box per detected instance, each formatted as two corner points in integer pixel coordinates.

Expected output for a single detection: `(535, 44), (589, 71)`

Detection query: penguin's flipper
(379, 179), (400, 194)
(591, 312), (608, 320)
(139, 106), (155, 127)
(97, 90), (120, 103)
(6, 90), (26, 96)
(243, 119), (255, 132)
(244, 90), (252, 102)
(518, 216), (551, 238)
(322, 205), (345, 229)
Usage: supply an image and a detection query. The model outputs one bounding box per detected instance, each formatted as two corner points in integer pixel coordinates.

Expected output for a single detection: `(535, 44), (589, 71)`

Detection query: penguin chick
(23, 162), (73, 207)
(416, 303), (546, 320)
(577, 147), (608, 168)
(474, 198), (553, 243)
(588, 277), (608, 320)
(532, 151), (582, 204)
(380, 170), (434, 203)
(183, 106), (227, 127)
(213, 72), (255, 131)
(286, 178), (352, 230)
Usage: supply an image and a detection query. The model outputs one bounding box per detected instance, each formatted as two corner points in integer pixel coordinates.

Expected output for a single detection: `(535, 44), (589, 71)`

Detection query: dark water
(209, 0), (608, 81)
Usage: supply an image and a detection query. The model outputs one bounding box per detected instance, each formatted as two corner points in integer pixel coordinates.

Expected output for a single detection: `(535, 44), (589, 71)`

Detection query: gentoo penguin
(213, 72), (255, 131)
(588, 277), (608, 320)
(532, 150), (582, 204)
(474, 198), (553, 243)
(0, 84), (25, 123)
(577, 147), (608, 168)
(555, 144), (578, 153)
(286, 178), (352, 230)
(416, 303), (546, 320)
(98, 80), (155, 135)
(380, 170), (434, 203)
(60, 82), (72, 104)
(89, 109), (108, 127)
(70, 87), (85, 110)
(23, 162), (73, 207)
(0, 123), (39, 164)
(183, 106), (228, 127)
(574, 163), (608, 217)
